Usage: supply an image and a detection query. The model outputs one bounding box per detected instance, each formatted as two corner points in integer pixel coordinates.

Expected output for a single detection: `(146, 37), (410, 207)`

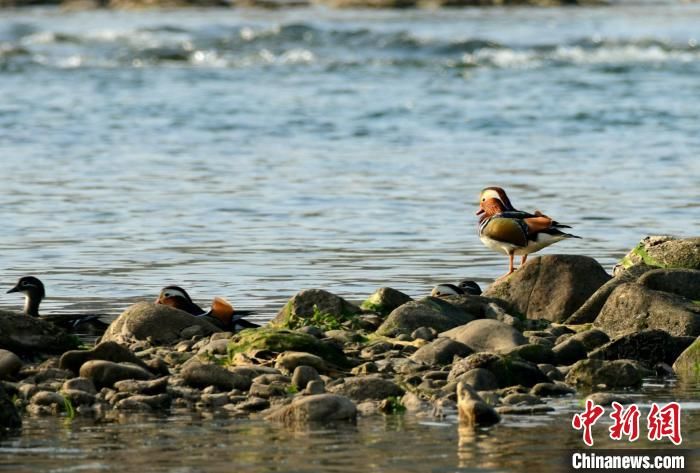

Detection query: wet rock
(401, 392), (430, 413)
(565, 359), (643, 389)
(248, 382), (287, 398)
(588, 329), (693, 367)
(60, 341), (149, 375)
(594, 283), (700, 337)
(411, 327), (437, 342)
(79, 360), (154, 389)
(0, 310), (79, 355)
(361, 287), (413, 316)
(305, 380), (326, 395)
(30, 390), (65, 407)
(638, 268), (700, 300)
(530, 382), (575, 397)
(441, 319), (527, 354)
(617, 236), (700, 273)
(672, 337), (700, 381)
(61, 389), (96, 406)
(552, 338), (588, 366)
(291, 365), (320, 390)
(453, 368), (498, 391)
(180, 361), (250, 391)
(145, 357), (170, 377)
(265, 393), (356, 424)
(502, 393), (541, 406)
(505, 343), (554, 365)
(376, 297), (475, 336)
(448, 352), (549, 388)
(0, 385), (22, 430)
(411, 337), (472, 365)
(197, 339), (230, 356)
(272, 289), (361, 330)
(275, 351), (326, 373)
(101, 302), (221, 346)
(0, 350), (23, 380)
(200, 392), (229, 408)
(297, 326), (324, 338)
(569, 328), (610, 352)
(228, 328), (348, 367)
(496, 405), (554, 415)
(114, 376), (169, 395)
(324, 329), (364, 344)
(235, 396), (270, 412)
(566, 264), (653, 324)
(351, 362), (379, 376)
(328, 375), (404, 401)
(61, 377), (97, 395)
(585, 392), (635, 406)
(484, 255), (611, 323)
(456, 382), (499, 427)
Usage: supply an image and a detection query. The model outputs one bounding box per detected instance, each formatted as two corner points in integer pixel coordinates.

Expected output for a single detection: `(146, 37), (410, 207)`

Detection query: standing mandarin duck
(155, 285), (259, 331)
(6, 276), (109, 332)
(476, 187), (581, 279)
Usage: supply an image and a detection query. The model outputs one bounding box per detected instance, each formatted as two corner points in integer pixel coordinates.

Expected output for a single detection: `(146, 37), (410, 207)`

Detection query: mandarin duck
(6, 276), (110, 332)
(476, 187), (580, 279)
(155, 285), (259, 331)
(431, 280), (482, 298)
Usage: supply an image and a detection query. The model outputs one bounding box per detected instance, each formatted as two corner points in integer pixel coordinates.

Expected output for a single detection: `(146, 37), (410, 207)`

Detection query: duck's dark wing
(40, 313), (111, 331)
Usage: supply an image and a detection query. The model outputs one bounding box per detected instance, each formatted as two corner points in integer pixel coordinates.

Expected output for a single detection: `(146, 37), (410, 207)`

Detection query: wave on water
(1, 22), (699, 70)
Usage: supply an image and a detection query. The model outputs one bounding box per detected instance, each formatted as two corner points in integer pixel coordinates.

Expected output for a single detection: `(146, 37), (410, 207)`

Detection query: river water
(0, 2), (699, 471)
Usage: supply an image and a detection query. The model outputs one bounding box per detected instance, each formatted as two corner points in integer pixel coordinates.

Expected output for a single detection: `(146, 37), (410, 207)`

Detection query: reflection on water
(1, 382), (698, 472)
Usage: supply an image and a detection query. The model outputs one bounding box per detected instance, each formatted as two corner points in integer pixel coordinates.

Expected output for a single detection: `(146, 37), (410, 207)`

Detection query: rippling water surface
(0, 3), (699, 470)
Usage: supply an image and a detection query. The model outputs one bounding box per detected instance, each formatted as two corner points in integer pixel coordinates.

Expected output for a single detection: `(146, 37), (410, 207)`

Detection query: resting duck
(476, 187), (580, 279)
(155, 285), (259, 331)
(6, 276), (109, 332)
(431, 280), (482, 298)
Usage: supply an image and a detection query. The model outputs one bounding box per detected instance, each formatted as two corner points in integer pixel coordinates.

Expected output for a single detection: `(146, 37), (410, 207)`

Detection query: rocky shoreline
(0, 0), (610, 11)
(1, 235), (699, 432)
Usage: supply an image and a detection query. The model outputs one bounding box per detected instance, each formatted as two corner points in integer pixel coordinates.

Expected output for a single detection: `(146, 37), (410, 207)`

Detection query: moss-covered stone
(618, 236), (700, 272)
(360, 287), (412, 317)
(227, 328), (349, 367)
(672, 337), (700, 381)
(272, 289), (361, 331)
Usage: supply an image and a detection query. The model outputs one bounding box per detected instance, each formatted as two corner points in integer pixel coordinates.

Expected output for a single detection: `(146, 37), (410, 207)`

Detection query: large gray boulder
(484, 255), (611, 323)
(265, 393), (356, 424)
(441, 319), (527, 354)
(638, 268), (700, 300)
(617, 236), (700, 273)
(594, 283), (700, 337)
(448, 352), (548, 388)
(101, 302), (221, 345)
(0, 310), (79, 355)
(376, 297), (475, 336)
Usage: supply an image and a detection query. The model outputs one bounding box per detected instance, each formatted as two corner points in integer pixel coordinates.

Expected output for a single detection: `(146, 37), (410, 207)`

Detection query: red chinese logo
(572, 401), (682, 446)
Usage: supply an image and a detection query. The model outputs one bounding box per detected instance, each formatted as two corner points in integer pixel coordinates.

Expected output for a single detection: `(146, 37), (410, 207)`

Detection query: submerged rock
(0, 384), (21, 430)
(0, 310), (79, 355)
(441, 319), (527, 354)
(594, 283), (700, 337)
(272, 289), (361, 330)
(360, 287), (412, 316)
(101, 302), (220, 345)
(376, 297), (475, 336)
(484, 255), (610, 323)
(265, 393), (356, 424)
(228, 328), (349, 367)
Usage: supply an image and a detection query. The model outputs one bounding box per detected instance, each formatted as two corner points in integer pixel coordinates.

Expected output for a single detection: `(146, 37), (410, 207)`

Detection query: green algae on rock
(272, 289), (361, 331)
(618, 236), (700, 272)
(227, 328), (350, 367)
(360, 287), (412, 316)
(672, 337), (700, 381)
